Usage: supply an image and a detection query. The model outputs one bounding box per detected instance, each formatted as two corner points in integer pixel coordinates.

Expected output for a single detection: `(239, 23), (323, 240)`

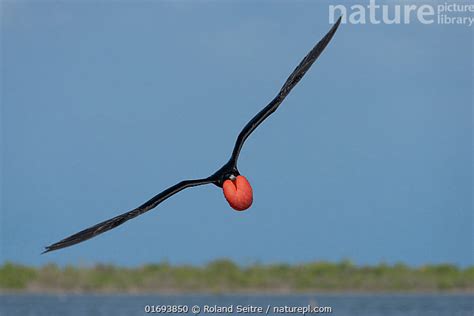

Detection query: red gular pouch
(222, 175), (253, 211)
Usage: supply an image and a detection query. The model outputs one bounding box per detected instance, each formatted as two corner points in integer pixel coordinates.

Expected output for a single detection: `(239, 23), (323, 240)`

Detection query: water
(0, 293), (472, 316)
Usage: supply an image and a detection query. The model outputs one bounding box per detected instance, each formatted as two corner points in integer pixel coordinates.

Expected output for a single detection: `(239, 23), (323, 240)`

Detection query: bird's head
(222, 175), (253, 211)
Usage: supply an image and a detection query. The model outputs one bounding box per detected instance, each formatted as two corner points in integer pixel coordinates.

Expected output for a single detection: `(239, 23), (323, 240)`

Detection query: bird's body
(44, 17), (342, 253)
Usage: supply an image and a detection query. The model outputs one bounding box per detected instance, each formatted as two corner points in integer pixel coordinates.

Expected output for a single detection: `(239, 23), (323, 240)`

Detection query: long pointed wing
(230, 17), (342, 164)
(43, 178), (212, 253)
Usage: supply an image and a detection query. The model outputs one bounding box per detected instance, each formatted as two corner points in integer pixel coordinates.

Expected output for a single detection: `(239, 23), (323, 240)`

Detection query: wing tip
(331, 15), (343, 34)
(42, 242), (63, 254)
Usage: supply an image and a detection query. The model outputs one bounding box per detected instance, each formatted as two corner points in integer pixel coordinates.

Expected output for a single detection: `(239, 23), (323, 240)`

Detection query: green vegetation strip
(1, 260), (473, 293)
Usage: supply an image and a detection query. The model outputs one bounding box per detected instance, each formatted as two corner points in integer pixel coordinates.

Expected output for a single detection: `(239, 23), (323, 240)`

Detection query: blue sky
(1, 1), (472, 267)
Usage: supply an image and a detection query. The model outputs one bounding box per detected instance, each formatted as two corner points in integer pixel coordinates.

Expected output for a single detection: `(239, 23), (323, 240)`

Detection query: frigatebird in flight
(44, 17), (342, 253)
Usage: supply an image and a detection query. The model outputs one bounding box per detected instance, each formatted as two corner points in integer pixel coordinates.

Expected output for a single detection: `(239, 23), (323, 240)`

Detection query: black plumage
(43, 17), (342, 253)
